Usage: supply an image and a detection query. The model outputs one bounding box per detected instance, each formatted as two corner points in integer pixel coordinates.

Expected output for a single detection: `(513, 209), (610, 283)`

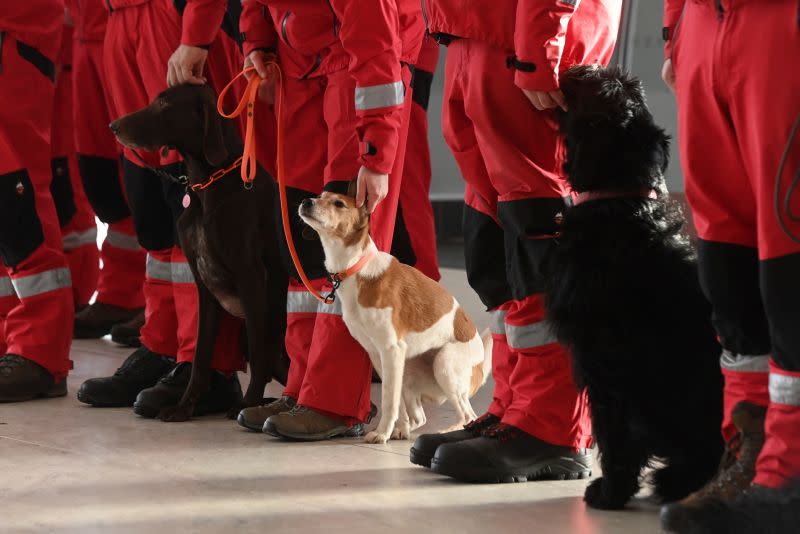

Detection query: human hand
(167, 45), (208, 86)
(662, 59), (676, 94)
(522, 89), (568, 112)
(356, 166), (389, 213)
(244, 50), (276, 104)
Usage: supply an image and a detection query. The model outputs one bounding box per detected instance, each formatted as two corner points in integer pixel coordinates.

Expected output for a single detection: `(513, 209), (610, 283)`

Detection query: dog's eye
(334, 200), (346, 208)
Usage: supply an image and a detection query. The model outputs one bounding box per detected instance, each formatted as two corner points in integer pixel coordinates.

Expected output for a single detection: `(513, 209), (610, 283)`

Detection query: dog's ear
(202, 92), (228, 167)
(346, 179), (358, 198)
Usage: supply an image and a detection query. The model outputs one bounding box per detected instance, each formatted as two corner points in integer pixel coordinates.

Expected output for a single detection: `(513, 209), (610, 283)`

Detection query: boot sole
(431, 455), (593, 483)
(410, 447), (434, 468)
(263, 421), (366, 441)
(76, 389), (134, 408)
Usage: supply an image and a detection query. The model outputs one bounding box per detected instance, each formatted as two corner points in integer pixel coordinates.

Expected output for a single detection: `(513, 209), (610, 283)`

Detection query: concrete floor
(1, 268), (664, 533)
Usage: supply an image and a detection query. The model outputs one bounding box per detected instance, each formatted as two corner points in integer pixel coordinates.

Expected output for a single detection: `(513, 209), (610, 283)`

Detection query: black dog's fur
(111, 84), (288, 421)
(545, 65), (724, 509)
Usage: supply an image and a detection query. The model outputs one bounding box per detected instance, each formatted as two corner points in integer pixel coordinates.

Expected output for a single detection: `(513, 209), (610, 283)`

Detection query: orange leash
(217, 63), (362, 304)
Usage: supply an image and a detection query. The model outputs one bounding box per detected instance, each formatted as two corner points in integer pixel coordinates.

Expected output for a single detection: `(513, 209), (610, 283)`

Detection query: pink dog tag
(182, 193), (191, 208)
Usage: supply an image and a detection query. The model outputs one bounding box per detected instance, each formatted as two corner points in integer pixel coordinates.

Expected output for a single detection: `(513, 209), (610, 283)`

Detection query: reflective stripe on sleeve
(355, 81), (405, 111)
(11, 267), (72, 298)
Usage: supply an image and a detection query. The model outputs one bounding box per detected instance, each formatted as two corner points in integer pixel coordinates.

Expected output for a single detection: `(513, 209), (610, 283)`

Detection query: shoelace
(159, 363), (190, 385)
(464, 413), (497, 432)
(287, 405), (309, 416)
(483, 423), (524, 442)
(114, 352), (164, 377)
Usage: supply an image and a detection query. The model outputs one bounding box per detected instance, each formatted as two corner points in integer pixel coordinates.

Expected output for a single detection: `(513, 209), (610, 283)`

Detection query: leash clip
(243, 180), (254, 190)
(323, 273), (343, 303)
(178, 175), (188, 186)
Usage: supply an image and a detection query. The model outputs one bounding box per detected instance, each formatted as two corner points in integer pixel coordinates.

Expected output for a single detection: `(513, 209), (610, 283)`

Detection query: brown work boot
(264, 405), (369, 441)
(661, 401), (767, 532)
(236, 396), (293, 431)
(74, 302), (144, 339)
(0, 354), (67, 402)
(109, 310), (145, 348)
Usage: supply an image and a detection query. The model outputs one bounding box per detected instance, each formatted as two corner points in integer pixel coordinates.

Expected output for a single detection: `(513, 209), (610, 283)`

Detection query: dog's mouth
(114, 135), (157, 151)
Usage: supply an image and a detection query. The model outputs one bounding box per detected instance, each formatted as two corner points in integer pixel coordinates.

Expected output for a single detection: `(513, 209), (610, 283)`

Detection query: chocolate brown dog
(110, 84), (288, 421)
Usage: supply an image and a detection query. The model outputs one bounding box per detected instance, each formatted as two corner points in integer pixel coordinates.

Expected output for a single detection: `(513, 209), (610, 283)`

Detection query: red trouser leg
(0, 276), (16, 355)
(675, 1), (800, 453)
(755, 362), (800, 487)
(396, 37), (440, 281)
(52, 28), (100, 308)
(283, 282), (318, 399)
(99, 219), (146, 309)
(0, 33), (73, 378)
(442, 38), (592, 448)
(74, 38), (145, 309)
(486, 303), (516, 418)
(140, 250), (179, 356)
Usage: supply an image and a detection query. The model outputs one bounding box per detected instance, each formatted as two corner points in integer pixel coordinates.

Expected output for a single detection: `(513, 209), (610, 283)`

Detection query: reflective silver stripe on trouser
(146, 255), (173, 282)
(316, 297), (343, 316)
(506, 321), (558, 350)
(0, 276), (15, 298)
(171, 262), (195, 284)
(769, 372), (800, 406)
(105, 229), (141, 251)
(354, 81), (405, 111)
(11, 267), (72, 299)
(720, 349), (770, 373)
(286, 291), (320, 314)
(62, 227), (99, 250)
(490, 309), (507, 335)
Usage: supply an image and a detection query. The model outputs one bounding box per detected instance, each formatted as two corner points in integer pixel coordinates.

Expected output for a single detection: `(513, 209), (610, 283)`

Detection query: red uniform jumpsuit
(664, 0), (800, 488)
(52, 23), (101, 309)
(67, 0), (146, 311)
(103, 0), (247, 372)
(0, 1), (74, 380)
(426, 0), (622, 448)
(240, 0), (422, 423)
(392, 35), (441, 282)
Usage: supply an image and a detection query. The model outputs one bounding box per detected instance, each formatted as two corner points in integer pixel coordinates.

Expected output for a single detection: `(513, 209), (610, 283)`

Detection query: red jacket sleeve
(240, 0), (277, 57)
(181, 0), (226, 47)
(663, 0), (687, 59)
(513, 0), (580, 92)
(330, 0), (404, 175)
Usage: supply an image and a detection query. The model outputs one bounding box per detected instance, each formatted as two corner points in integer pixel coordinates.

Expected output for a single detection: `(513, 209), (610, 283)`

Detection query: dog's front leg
(160, 281), (220, 422)
(236, 270), (269, 416)
(365, 343), (405, 444)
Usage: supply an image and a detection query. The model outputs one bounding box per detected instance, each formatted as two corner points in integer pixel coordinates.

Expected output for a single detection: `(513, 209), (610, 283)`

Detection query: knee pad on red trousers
(50, 157), (77, 228)
(0, 170), (45, 268)
(122, 158), (185, 251)
(497, 198), (566, 301)
(463, 204), (511, 309)
(78, 155), (130, 224)
(760, 253), (800, 372)
(697, 239), (772, 355)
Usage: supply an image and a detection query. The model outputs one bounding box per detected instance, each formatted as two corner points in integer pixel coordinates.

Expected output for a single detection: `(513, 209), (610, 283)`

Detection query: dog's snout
(301, 198), (314, 210)
(109, 121), (120, 135)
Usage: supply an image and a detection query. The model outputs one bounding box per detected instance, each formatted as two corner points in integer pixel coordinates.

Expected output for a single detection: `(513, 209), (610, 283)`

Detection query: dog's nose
(301, 198), (314, 210)
(109, 121), (120, 135)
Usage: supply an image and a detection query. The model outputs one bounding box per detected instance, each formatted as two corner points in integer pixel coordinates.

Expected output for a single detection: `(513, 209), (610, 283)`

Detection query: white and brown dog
(299, 191), (492, 444)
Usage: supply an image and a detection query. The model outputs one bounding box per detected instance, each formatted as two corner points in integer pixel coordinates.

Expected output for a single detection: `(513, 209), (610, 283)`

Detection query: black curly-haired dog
(544, 65), (724, 510)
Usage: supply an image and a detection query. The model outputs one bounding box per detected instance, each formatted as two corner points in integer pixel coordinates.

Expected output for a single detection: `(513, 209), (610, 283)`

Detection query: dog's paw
(158, 404), (194, 423)
(364, 430), (390, 444)
(391, 424), (411, 441)
(583, 477), (630, 510)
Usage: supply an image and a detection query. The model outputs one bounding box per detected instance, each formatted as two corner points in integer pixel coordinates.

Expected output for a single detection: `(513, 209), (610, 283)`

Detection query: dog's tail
(470, 329), (493, 397)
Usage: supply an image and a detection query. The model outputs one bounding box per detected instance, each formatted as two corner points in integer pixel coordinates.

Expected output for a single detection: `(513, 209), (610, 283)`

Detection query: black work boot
(133, 362), (243, 419)
(410, 413), (501, 468)
(109, 310), (145, 348)
(0, 355), (67, 402)
(77, 346), (175, 407)
(74, 302), (144, 339)
(431, 423), (593, 483)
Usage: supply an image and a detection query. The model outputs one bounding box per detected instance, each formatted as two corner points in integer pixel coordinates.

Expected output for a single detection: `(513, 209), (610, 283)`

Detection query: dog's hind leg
(391, 398), (412, 440)
(583, 396), (649, 510)
(433, 344), (475, 431)
(404, 391), (426, 432)
(160, 281), (221, 422)
(365, 343), (406, 444)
